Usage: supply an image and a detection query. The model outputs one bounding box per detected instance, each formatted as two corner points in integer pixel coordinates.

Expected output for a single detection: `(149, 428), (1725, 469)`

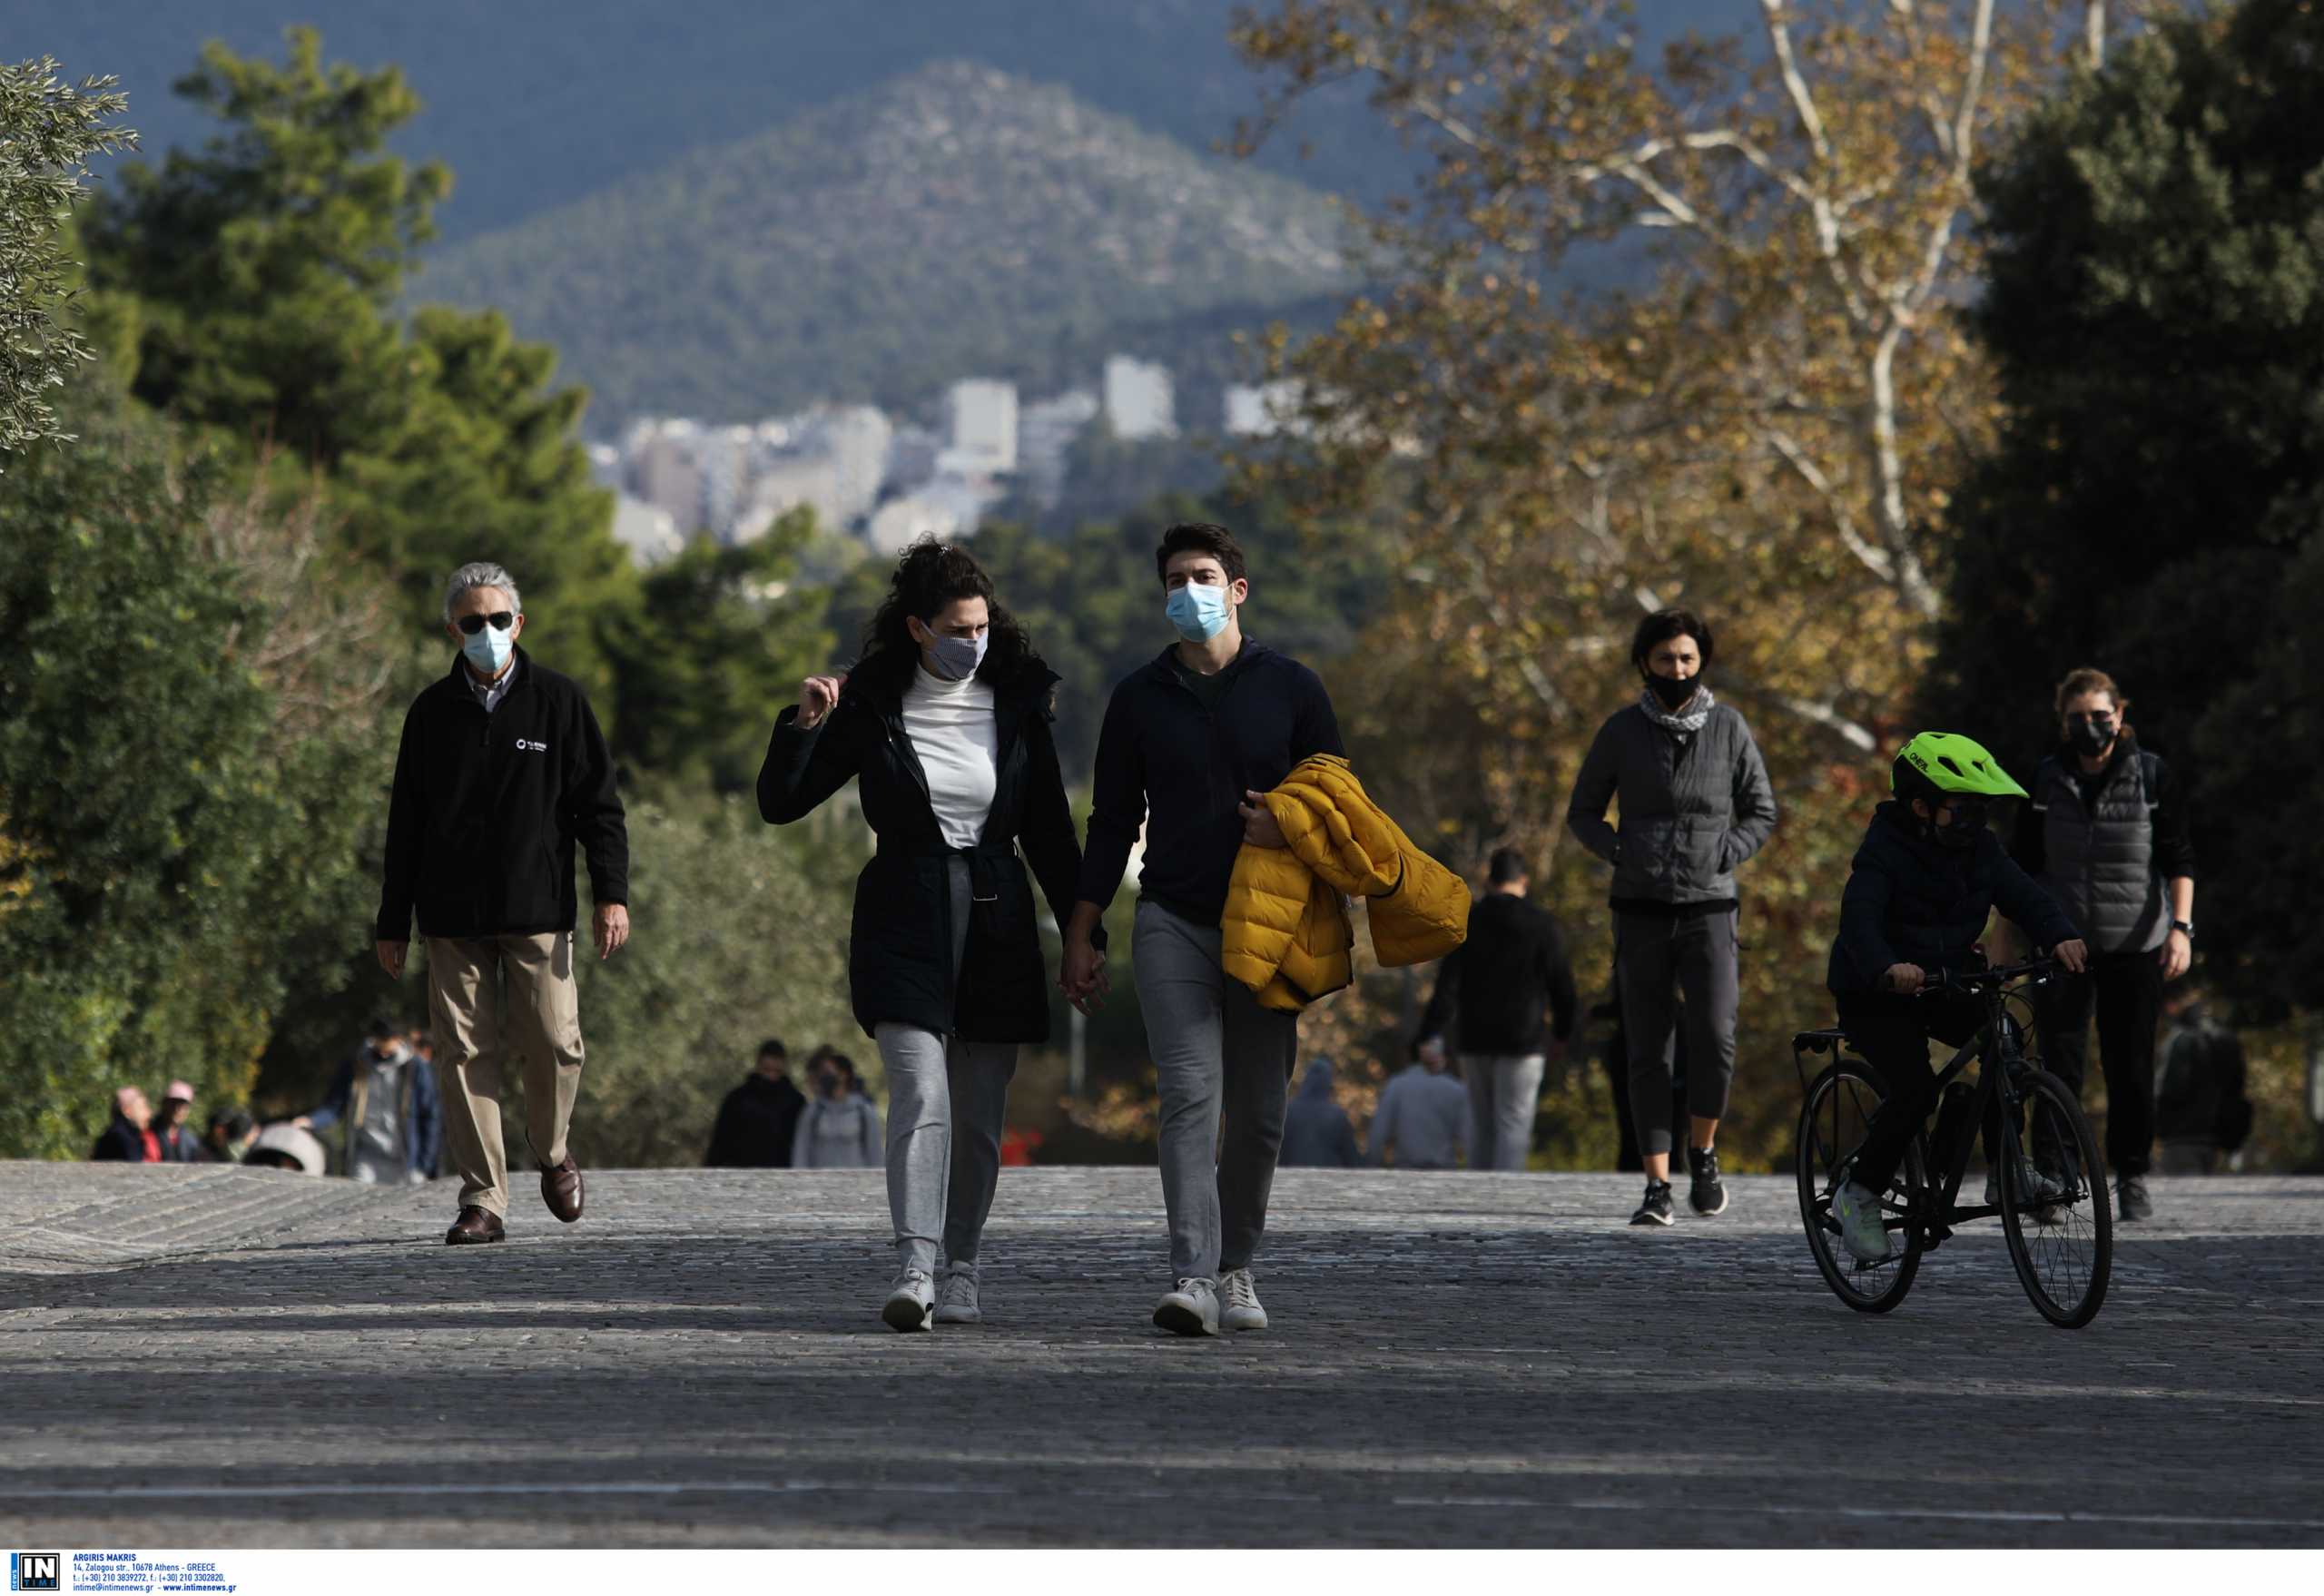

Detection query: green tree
(1923, 0), (2324, 1025)
(0, 58), (133, 465)
(79, 27), (634, 702)
(0, 405), (389, 1158)
(599, 510), (835, 792)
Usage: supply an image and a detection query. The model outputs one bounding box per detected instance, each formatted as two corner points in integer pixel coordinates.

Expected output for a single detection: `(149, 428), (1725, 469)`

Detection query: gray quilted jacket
(1566, 702), (1779, 903)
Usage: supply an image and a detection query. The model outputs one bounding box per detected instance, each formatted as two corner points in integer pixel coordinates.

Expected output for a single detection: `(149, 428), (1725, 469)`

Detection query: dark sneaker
(1630, 1179), (1675, 1227)
(1687, 1146), (1728, 1217)
(2115, 1175), (2152, 1223)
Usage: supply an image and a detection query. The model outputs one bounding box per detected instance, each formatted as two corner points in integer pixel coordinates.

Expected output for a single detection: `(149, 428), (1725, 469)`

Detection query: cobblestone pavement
(1, 1161), (2319, 1548)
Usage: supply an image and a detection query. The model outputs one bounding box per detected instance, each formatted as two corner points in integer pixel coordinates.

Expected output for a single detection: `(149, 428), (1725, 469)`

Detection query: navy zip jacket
(1827, 801), (2078, 995)
(377, 649), (629, 941)
(1078, 640), (1343, 927)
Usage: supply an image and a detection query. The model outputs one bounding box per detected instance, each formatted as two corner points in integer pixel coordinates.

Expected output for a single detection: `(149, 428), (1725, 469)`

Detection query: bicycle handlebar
(1917, 958), (2057, 995)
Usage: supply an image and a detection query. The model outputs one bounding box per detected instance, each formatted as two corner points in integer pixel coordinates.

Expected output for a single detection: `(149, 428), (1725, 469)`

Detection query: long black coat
(757, 654), (1084, 1044)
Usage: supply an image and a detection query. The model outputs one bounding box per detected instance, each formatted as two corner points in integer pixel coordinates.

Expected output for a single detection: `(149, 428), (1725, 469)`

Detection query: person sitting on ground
(706, 1038), (809, 1168)
(1369, 1042), (1472, 1170)
(1825, 733), (2087, 1263)
(204, 1107), (261, 1165)
(792, 1050), (883, 1169)
(1279, 1057), (1363, 1168)
(153, 1081), (205, 1162)
(91, 1087), (157, 1163)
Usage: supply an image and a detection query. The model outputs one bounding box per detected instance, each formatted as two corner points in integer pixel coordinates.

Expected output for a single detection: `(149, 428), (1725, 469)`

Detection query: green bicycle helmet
(1891, 731), (2029, 803)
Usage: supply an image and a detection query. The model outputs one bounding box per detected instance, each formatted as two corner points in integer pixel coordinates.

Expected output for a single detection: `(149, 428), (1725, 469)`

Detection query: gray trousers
(1615, 909), (1738, 1158)
(875, 857), (1018, 1276)
(1133, 900), (1297, 1281)
(1464, 1053), (1546, 1172)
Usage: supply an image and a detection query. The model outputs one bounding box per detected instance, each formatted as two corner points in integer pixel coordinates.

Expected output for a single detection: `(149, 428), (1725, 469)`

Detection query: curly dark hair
(857, 537), (1039, 694)
(1629, 607), (1715, 674)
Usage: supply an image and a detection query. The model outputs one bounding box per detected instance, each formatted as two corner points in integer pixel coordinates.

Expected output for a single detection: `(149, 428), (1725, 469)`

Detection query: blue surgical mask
(1166, 583), (1233, 643)
(923, 632), (987, 682)
(462, 621), (514, 675)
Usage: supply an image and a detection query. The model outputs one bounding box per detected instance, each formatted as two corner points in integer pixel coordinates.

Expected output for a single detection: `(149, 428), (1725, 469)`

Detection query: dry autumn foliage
(1227, 0), (2147, 1164)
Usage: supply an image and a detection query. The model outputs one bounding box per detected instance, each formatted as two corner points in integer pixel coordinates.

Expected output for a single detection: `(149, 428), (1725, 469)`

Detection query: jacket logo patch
(515, 738), (549, 753)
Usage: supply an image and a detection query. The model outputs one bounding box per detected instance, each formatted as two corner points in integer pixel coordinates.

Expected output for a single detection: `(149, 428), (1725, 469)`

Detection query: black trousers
(1835, 991), (1984, 1195)
(2036, 950), (2162, 1178)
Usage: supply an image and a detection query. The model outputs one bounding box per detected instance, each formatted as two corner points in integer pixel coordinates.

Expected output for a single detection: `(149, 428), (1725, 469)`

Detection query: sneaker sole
(1220, 1313), (1267, 1332)
(932, 1307), (980, 1325)
(1629, 1210), (1675, 1227)
(1689, 1188), (1728, 1217)
(1152, 1301), (1217, 1337)
(881, 1296), (932, 1332)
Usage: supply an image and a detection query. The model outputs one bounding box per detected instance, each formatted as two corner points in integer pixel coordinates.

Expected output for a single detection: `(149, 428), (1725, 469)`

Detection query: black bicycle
(1792, 959), (2112, 1329)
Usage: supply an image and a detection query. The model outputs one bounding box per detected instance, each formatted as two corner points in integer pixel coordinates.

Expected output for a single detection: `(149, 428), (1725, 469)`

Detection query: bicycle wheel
(1797, 1059), (1925, 1313)
(1998, 1069), (2112, 1328)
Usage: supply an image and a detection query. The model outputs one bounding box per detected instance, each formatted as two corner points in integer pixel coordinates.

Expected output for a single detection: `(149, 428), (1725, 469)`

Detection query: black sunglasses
(455, 611), (517, 635)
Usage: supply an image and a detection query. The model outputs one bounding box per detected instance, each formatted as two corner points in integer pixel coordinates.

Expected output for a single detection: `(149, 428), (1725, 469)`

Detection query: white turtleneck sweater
(901, 665), (999, 848)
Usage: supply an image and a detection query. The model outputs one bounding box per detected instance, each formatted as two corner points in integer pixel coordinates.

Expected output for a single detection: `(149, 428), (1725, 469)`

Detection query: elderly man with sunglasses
(377, 562), (631, 1246)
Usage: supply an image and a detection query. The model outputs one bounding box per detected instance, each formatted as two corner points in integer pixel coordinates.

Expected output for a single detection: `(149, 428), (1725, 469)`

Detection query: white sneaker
(933, 1264), (981, 1325)
(881, 1268), (935, 1333)
(1219, 1266), (1268, 1332)
(1830, 1179), (1892, 1263)
(1152, 1276), (1220, 1337)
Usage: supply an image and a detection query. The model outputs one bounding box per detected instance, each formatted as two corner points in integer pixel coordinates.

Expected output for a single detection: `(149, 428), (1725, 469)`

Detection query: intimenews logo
(11, 1553), (60, 1592)
(515, 738), (550, 753)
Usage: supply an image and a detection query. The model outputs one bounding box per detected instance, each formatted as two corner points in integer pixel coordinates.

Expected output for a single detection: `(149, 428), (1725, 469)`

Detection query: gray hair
(442, 562), (523, 625)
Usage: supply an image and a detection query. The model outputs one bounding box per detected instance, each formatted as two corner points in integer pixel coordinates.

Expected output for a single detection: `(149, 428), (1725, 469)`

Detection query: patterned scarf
(1639, 682), (1716, 735)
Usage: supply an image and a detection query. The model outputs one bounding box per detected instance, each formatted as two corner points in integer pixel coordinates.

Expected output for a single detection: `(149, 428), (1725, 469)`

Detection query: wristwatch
(2171, 919), (2195, 940)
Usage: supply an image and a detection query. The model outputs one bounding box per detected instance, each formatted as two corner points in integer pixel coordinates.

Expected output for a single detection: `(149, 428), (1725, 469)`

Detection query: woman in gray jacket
(1567, 609), (1777, 1228)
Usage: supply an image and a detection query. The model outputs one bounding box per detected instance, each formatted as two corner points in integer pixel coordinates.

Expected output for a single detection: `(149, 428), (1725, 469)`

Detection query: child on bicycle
(1827, 733), (2088, 1261)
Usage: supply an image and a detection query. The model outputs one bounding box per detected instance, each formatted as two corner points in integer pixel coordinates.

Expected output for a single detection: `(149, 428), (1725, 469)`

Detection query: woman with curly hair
(758, 537), (1087, 1331)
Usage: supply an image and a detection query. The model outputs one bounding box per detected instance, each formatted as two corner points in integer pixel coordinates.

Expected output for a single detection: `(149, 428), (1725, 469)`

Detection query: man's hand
(1061, 935), (1108, 1012)
(2160, 928), (2191, 980)
(1239, 788), (1287, 849)
(376, 939), (408, 980)
(2052, 938), (2089, 975)
(595, 902), (631, 961)
(798, 673), (847, 729)
(1881, 961), (1926, 993)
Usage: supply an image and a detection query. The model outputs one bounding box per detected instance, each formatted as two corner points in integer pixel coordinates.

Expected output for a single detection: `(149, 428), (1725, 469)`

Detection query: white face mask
(462, 619), (515, 674)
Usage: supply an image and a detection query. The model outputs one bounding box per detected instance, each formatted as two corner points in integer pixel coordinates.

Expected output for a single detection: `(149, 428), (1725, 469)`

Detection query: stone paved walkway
(2, 1162), (2319, 1547)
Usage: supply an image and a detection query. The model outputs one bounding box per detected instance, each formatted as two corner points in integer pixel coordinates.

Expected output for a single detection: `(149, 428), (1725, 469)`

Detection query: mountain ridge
(417, 60), (1357, 425)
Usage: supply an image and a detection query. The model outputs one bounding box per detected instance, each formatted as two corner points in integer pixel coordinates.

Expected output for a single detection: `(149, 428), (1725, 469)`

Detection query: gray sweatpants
(875, 857), (1019, 1276)
(1133, 899), (1297, 1282)
(1615, 908), (1738, 1158)
(1465, 1053), (1547, 1172)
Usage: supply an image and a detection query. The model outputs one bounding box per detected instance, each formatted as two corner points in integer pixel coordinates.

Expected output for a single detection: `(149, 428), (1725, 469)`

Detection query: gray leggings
(1615, 909), (1738, 1158)
(874, 856), (1019, 1276)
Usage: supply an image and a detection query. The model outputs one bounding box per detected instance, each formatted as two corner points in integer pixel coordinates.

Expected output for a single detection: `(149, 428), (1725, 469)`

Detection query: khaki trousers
(427, 931), (586, 1217)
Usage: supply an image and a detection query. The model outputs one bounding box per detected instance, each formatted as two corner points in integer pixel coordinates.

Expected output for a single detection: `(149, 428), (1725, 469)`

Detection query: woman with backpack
(759, 539), (1086, 1331)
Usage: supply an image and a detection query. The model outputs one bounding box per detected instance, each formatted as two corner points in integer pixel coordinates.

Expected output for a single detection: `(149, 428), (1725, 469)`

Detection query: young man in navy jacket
(1063, 522), (1342, 1337)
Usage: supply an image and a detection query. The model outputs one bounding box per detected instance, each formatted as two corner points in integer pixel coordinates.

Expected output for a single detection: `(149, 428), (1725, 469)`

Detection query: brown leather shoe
(539, 1156), (584, 1224)
(445, 1206), (505, 1246)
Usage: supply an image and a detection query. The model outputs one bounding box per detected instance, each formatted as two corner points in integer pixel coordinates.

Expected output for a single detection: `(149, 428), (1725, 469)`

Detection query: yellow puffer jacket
(1221, 755), (1470, 1012)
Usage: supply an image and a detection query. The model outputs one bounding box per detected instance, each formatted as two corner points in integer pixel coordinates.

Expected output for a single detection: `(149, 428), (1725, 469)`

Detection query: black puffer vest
(2031, 739), (2167, 955)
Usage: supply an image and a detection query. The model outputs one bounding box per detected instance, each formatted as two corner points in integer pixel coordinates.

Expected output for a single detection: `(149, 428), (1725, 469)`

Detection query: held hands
(1059, 935), (1110, 1013)
(2051, 938), (2089, 975)
(1238, 788), (1287, 849)
(595, 902), (631, 961)
(798, 673), (848, 729)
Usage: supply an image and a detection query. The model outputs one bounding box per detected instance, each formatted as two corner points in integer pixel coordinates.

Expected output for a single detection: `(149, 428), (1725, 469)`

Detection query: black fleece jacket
(376, 650), (629, 941)
(1078, 639), (1343, 927)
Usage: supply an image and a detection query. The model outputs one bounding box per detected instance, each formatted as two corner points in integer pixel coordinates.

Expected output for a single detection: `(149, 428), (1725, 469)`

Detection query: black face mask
(1645, 673), (1700, 711)
(2066, 714), (2117, 758)
(1931, 801), (1990, 851)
